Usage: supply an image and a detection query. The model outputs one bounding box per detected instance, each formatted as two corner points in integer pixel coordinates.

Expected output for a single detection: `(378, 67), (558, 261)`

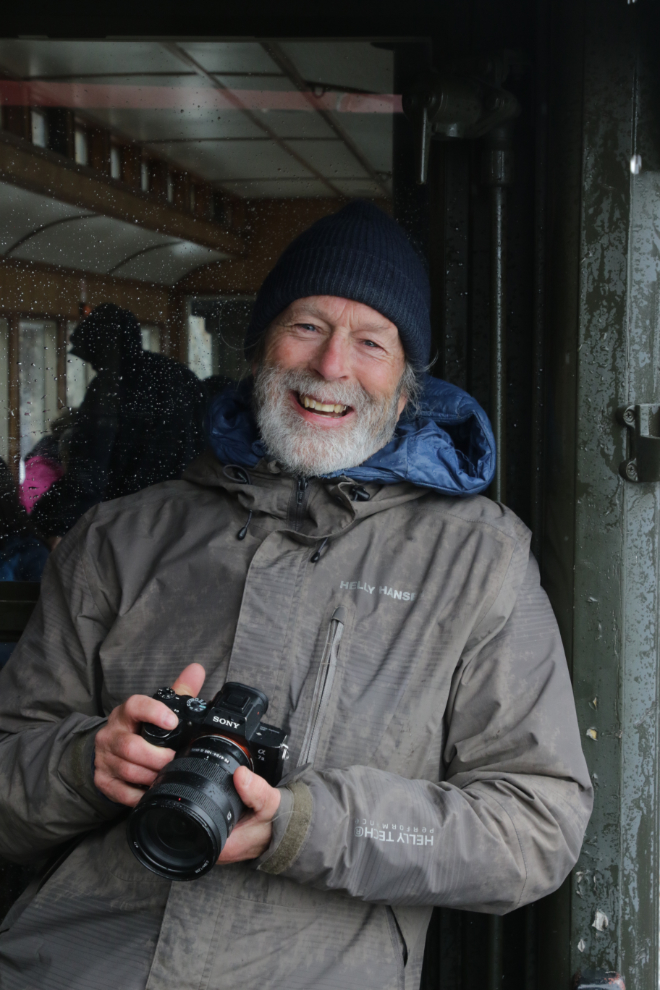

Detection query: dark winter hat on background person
(244, 200), (432, 370)
(69, 303), (142, 368)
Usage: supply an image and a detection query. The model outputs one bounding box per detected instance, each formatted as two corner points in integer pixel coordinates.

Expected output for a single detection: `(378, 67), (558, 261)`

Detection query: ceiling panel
(86, 106), (264, 144)
(143, 139), (266, 180)
(327, 112), (393, 174)
(220, 178), (334, 199)
(256, 110), (336, 140)
(0, 184), (91, 255)
(74, 73), (203, 88)
(285, 139), (368, 179)
(196, 141), (314, 182)
(279, 42), (393, 93)
(0, 41), (185, 78)
(179, 42), (281, 75)
(0, 40), (394, 203)
(6, 209), (227, 284)
(213, 74), (289, 91)
(113, 242), (225, 284)
(11, 216), (168, 273)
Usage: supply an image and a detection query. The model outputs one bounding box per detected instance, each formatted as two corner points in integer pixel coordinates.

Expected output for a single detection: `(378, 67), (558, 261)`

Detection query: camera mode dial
(187, 697), (206, 713)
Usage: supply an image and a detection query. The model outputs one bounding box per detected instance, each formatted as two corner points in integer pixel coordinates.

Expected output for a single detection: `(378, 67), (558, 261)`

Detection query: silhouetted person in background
(31, 304), (206, 540)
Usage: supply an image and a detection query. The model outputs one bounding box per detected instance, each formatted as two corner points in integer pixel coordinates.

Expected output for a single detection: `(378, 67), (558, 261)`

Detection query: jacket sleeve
(257, 555), (593, 913)
(0, 515), (122, 862)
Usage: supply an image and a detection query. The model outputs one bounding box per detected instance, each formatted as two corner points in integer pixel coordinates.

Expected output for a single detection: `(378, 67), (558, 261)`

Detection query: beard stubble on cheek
(252, 363), (403, 477)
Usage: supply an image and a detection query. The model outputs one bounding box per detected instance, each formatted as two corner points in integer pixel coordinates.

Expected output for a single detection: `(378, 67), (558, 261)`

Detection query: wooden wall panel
(121, 145), (142, 189)
(2, 107), (31, 142)
(173, 172), (191, 213)
(177, 198), (390, 296)
(88, 128), (111, 175)
(0, 258), (169, 325)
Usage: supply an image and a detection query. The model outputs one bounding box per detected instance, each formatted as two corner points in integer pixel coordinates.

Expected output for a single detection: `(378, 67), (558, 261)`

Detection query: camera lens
(128, 735), (251, 881)
(134, 806), (210, 874)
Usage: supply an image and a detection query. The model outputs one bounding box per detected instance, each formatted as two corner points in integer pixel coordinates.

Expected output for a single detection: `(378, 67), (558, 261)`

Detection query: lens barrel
(128, 735), (250, 881)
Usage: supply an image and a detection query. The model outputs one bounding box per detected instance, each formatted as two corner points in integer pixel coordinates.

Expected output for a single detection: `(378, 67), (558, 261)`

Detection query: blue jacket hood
(206, 375), (495, 497)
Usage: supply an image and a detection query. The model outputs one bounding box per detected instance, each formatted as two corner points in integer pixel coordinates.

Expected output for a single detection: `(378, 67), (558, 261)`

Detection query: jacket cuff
(58, 719), (122, 819)
(256, 780), (313, 875)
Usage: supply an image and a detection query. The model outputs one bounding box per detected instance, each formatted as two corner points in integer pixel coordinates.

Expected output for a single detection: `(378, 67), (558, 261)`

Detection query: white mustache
(271, 368), (376, 412)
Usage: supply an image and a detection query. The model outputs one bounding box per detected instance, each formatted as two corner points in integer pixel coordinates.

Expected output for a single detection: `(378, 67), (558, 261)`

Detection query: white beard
(253, 364), (403, 477)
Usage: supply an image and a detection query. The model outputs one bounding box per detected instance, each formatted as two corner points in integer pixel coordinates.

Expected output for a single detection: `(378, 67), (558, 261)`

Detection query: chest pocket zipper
(297, 606), (346, 767)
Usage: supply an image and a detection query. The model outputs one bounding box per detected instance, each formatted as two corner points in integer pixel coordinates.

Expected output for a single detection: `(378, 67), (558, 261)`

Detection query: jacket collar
(204, 374), (495, 498)
(183, 451), (425, 543)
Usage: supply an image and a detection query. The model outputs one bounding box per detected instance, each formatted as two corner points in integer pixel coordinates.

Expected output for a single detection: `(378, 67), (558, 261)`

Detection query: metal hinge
(619, 404), (660, 482)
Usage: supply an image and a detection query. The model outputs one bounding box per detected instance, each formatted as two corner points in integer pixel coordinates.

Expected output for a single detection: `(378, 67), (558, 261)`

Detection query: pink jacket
(19, 456), (64, 514)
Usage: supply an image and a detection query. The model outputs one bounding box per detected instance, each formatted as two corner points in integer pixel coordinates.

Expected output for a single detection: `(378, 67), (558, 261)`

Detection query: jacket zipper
(289, 476), (309, 531)
(297, 606), (346, 767)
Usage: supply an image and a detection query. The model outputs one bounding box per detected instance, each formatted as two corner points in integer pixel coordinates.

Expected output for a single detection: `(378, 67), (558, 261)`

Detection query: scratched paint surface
(563, 8), (660, 985)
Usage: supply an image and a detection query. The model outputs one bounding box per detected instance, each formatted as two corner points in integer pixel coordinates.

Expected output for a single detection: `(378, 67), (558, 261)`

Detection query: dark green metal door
(541, 1), (660, 986)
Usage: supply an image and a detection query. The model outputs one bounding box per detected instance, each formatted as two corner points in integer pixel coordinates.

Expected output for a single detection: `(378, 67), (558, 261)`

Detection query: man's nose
(309, 330), (351, 381)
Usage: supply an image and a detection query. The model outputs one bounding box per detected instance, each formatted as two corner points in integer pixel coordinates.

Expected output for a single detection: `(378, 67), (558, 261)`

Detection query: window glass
(66, 323), (95, 408)
(110, 144), (121, 180)
(18, 320), (58, 463)
(30, 110), (48, 148)
(187, 315), (213, 380)
(74, 128), (88, 165)
(0, 38), (395, 603)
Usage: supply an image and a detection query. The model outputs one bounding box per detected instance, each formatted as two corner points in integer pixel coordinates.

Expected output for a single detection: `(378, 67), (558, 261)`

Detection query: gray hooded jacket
(0, 379), (592, 990)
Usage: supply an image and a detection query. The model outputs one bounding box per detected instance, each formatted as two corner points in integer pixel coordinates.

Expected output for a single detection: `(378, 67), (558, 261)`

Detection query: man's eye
(296, 324), (319, 332)
(362, 339), (381, 349)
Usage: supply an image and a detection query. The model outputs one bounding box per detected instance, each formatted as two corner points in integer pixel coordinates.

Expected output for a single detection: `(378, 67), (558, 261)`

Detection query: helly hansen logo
(354, 819), (434, 846)
(340, 580), (417, 602)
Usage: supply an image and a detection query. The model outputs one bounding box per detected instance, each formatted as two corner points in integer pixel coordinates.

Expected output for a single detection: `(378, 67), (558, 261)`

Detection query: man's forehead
(283, 296), (398, 332)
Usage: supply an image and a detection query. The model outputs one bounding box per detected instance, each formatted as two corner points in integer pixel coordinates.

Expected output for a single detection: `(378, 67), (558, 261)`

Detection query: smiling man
(253, 295), (412, 477)
(0, 202), (591, 990)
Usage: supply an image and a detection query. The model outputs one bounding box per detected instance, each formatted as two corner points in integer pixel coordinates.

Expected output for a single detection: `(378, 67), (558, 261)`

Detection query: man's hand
(94, 663), (206, 806)
(216, 766), (281, 864)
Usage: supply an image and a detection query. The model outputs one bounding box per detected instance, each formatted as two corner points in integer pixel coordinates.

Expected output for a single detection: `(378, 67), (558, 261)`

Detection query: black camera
(127, 682), (288, 881)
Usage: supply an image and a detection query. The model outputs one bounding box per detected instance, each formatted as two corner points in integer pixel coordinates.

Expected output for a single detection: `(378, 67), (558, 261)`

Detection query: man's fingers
(120, 694), (179, 732)
(94, 770), (146, 808)
(232, 767), (281, 821)
(171, 662), (206, 699)
(100, 755), (159, 788)
(110, 733), (175, 772)
(94, 669), (205, 811)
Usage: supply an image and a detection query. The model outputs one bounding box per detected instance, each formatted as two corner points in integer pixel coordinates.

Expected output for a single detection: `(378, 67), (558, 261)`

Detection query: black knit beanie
(244, 201), (431, 370)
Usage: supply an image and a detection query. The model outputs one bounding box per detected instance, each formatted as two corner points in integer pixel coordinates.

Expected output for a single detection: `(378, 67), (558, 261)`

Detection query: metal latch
(401, 54), (521, 185)
(619, 404), (660, 482)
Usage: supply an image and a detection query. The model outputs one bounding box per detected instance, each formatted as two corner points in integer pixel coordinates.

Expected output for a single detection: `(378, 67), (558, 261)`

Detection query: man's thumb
(233, 766), (280, 819)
